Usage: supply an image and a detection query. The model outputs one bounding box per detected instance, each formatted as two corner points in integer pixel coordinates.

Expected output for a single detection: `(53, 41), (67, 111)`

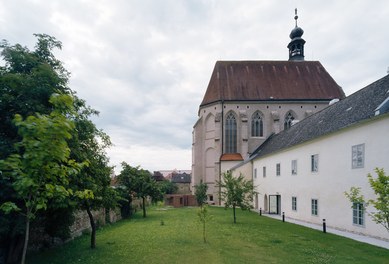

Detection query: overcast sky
(1, 0), (388, 174)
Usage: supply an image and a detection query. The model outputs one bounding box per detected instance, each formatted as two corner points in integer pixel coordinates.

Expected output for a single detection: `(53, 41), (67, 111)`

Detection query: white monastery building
(233, 74), (389, 241)
(192, 11), (389, 240)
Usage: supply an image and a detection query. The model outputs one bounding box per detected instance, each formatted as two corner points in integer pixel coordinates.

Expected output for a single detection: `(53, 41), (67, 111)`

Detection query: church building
(191, 11), (345, 205)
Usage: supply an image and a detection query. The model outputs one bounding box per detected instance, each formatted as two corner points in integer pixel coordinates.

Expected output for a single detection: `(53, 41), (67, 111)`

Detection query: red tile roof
(200, 61), (345, 106)
(220, 153), (244, 161)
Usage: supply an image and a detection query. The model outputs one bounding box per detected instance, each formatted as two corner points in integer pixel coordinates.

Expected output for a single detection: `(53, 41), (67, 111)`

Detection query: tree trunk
(233, 205), (236, 224)
(86, 206), (96, 249)
(142, 196), (146, 218)
(21, 213), (30, 264)
(203, 221), (206, 243)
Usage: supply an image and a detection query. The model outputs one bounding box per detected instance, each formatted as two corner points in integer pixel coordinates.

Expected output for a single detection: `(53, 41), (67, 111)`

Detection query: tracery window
(284, 112), (295, 130)
(225, 112), (237, 153)
(251, 111), (264, 137)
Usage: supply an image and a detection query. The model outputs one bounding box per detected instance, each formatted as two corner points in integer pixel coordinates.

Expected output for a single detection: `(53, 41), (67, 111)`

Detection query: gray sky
(1, 0), (388, 174)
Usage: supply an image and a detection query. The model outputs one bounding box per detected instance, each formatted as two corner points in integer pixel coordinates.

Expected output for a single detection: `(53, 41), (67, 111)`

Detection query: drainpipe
(219, 100), (224, 206)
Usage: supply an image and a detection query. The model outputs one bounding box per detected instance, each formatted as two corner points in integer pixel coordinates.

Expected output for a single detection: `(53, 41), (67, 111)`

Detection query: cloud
(1, 0), (389, 173)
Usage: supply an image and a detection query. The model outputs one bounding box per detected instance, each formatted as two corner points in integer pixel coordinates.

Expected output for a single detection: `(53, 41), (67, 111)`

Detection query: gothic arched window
(284, 112), (295, 130)
(251, 111), (264, 137)
(225, 112), (237, 153)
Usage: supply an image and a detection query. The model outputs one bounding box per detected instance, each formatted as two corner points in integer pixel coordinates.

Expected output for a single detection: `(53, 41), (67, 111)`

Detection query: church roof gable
(200, 61), (345, 106)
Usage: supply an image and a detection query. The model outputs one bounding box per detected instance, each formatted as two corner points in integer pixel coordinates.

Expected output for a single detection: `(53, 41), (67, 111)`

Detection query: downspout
(219, 99), (224, 206)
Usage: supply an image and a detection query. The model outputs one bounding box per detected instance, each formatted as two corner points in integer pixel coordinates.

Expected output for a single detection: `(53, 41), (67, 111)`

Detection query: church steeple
(288, 8), (306, 61)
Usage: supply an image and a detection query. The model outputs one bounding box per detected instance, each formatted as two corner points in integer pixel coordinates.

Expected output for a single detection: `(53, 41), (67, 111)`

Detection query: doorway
(269, 195), (281, 214)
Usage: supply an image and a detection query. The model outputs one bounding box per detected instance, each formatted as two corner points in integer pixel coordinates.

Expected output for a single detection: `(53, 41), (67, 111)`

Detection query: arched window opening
(284, 112), (295, 130)
(225, 112), (237, 153)
(251, 112), (264, 137)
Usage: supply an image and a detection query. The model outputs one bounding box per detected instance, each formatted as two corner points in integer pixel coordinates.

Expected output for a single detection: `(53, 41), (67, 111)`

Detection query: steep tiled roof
(251, 74), (389, 159)
(201, 61), (345, 106)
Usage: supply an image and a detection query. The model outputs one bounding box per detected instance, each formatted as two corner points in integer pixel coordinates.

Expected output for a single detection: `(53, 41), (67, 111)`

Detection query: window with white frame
(311, 154), (318, 172)
(276, 163), (281, 176)
(292, 196), (297, 211)
(352, 144), (365, 169)
(263, 166), (266, 178)
(291, 160), (297, 175)
(311, 199), (318, 216)
(353, 202), (364, 226)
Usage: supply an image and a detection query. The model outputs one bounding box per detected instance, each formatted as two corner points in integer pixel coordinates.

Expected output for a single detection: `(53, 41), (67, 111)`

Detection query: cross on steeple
(287, 8), (305, 61)
(294, 8), (298, 27)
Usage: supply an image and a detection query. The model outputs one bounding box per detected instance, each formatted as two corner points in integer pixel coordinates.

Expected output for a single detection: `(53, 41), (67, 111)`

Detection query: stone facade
(28, 208), (122, 252)
(192, 100), (331, 205)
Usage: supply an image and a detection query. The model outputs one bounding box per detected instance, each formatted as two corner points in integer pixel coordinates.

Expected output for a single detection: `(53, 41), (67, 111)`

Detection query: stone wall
(29, 207), (122, 252)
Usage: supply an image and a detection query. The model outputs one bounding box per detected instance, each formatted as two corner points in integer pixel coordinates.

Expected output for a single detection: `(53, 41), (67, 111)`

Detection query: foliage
(217, 171), (256, 224)
(67, 97), (119, 249)
(27, 207), (389, 264)
(194, 180), (208, 207)
(0, 34), (116, 260)
(0, 34), (70, 157)
(117, 162), (162, 218)
(0, 34), (73, 263)
(345, 168), (389, 232)
(158, 179), (178, 195)
(0, 94), (86, 264)
(197, 204), (212, 243)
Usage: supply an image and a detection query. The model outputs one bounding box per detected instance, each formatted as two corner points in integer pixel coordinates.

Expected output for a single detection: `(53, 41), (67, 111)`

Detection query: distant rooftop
(171, 173), (191, 183)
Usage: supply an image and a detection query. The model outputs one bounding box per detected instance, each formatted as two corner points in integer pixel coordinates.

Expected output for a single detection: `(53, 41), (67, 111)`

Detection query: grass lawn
(28, 206), (389, 264)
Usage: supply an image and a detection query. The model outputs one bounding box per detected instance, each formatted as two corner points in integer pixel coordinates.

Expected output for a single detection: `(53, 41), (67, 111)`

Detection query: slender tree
(345, 168), (389, 232)
(217, 171), (256, 224)
(0, 94), (86, 264)
(197, 204), (212, 243)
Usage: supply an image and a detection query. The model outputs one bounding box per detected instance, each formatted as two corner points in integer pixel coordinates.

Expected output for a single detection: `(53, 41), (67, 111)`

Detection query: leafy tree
(217, 171), (256, 224)
(0, 94), (86, 264)
(67, 99), (119, 249)
(116, 163), (138, 218)
(345, 168), (389, 232)
(0, 34), (72, 263)
(0, 34), (116, 259)
(194, 180), (208, 207)
(117, 163), (162, 218)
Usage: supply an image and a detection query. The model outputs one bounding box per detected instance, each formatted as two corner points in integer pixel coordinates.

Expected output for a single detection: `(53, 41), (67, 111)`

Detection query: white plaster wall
(252, 116), (389, 240)
(231, 161), (253, 181)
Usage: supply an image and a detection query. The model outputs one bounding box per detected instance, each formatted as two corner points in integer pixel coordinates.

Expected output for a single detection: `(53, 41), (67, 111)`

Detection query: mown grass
(28, 206), (389, 264)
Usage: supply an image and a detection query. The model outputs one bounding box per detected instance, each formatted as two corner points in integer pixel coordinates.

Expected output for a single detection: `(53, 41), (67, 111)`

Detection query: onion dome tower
(288, 8), (305, 61)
